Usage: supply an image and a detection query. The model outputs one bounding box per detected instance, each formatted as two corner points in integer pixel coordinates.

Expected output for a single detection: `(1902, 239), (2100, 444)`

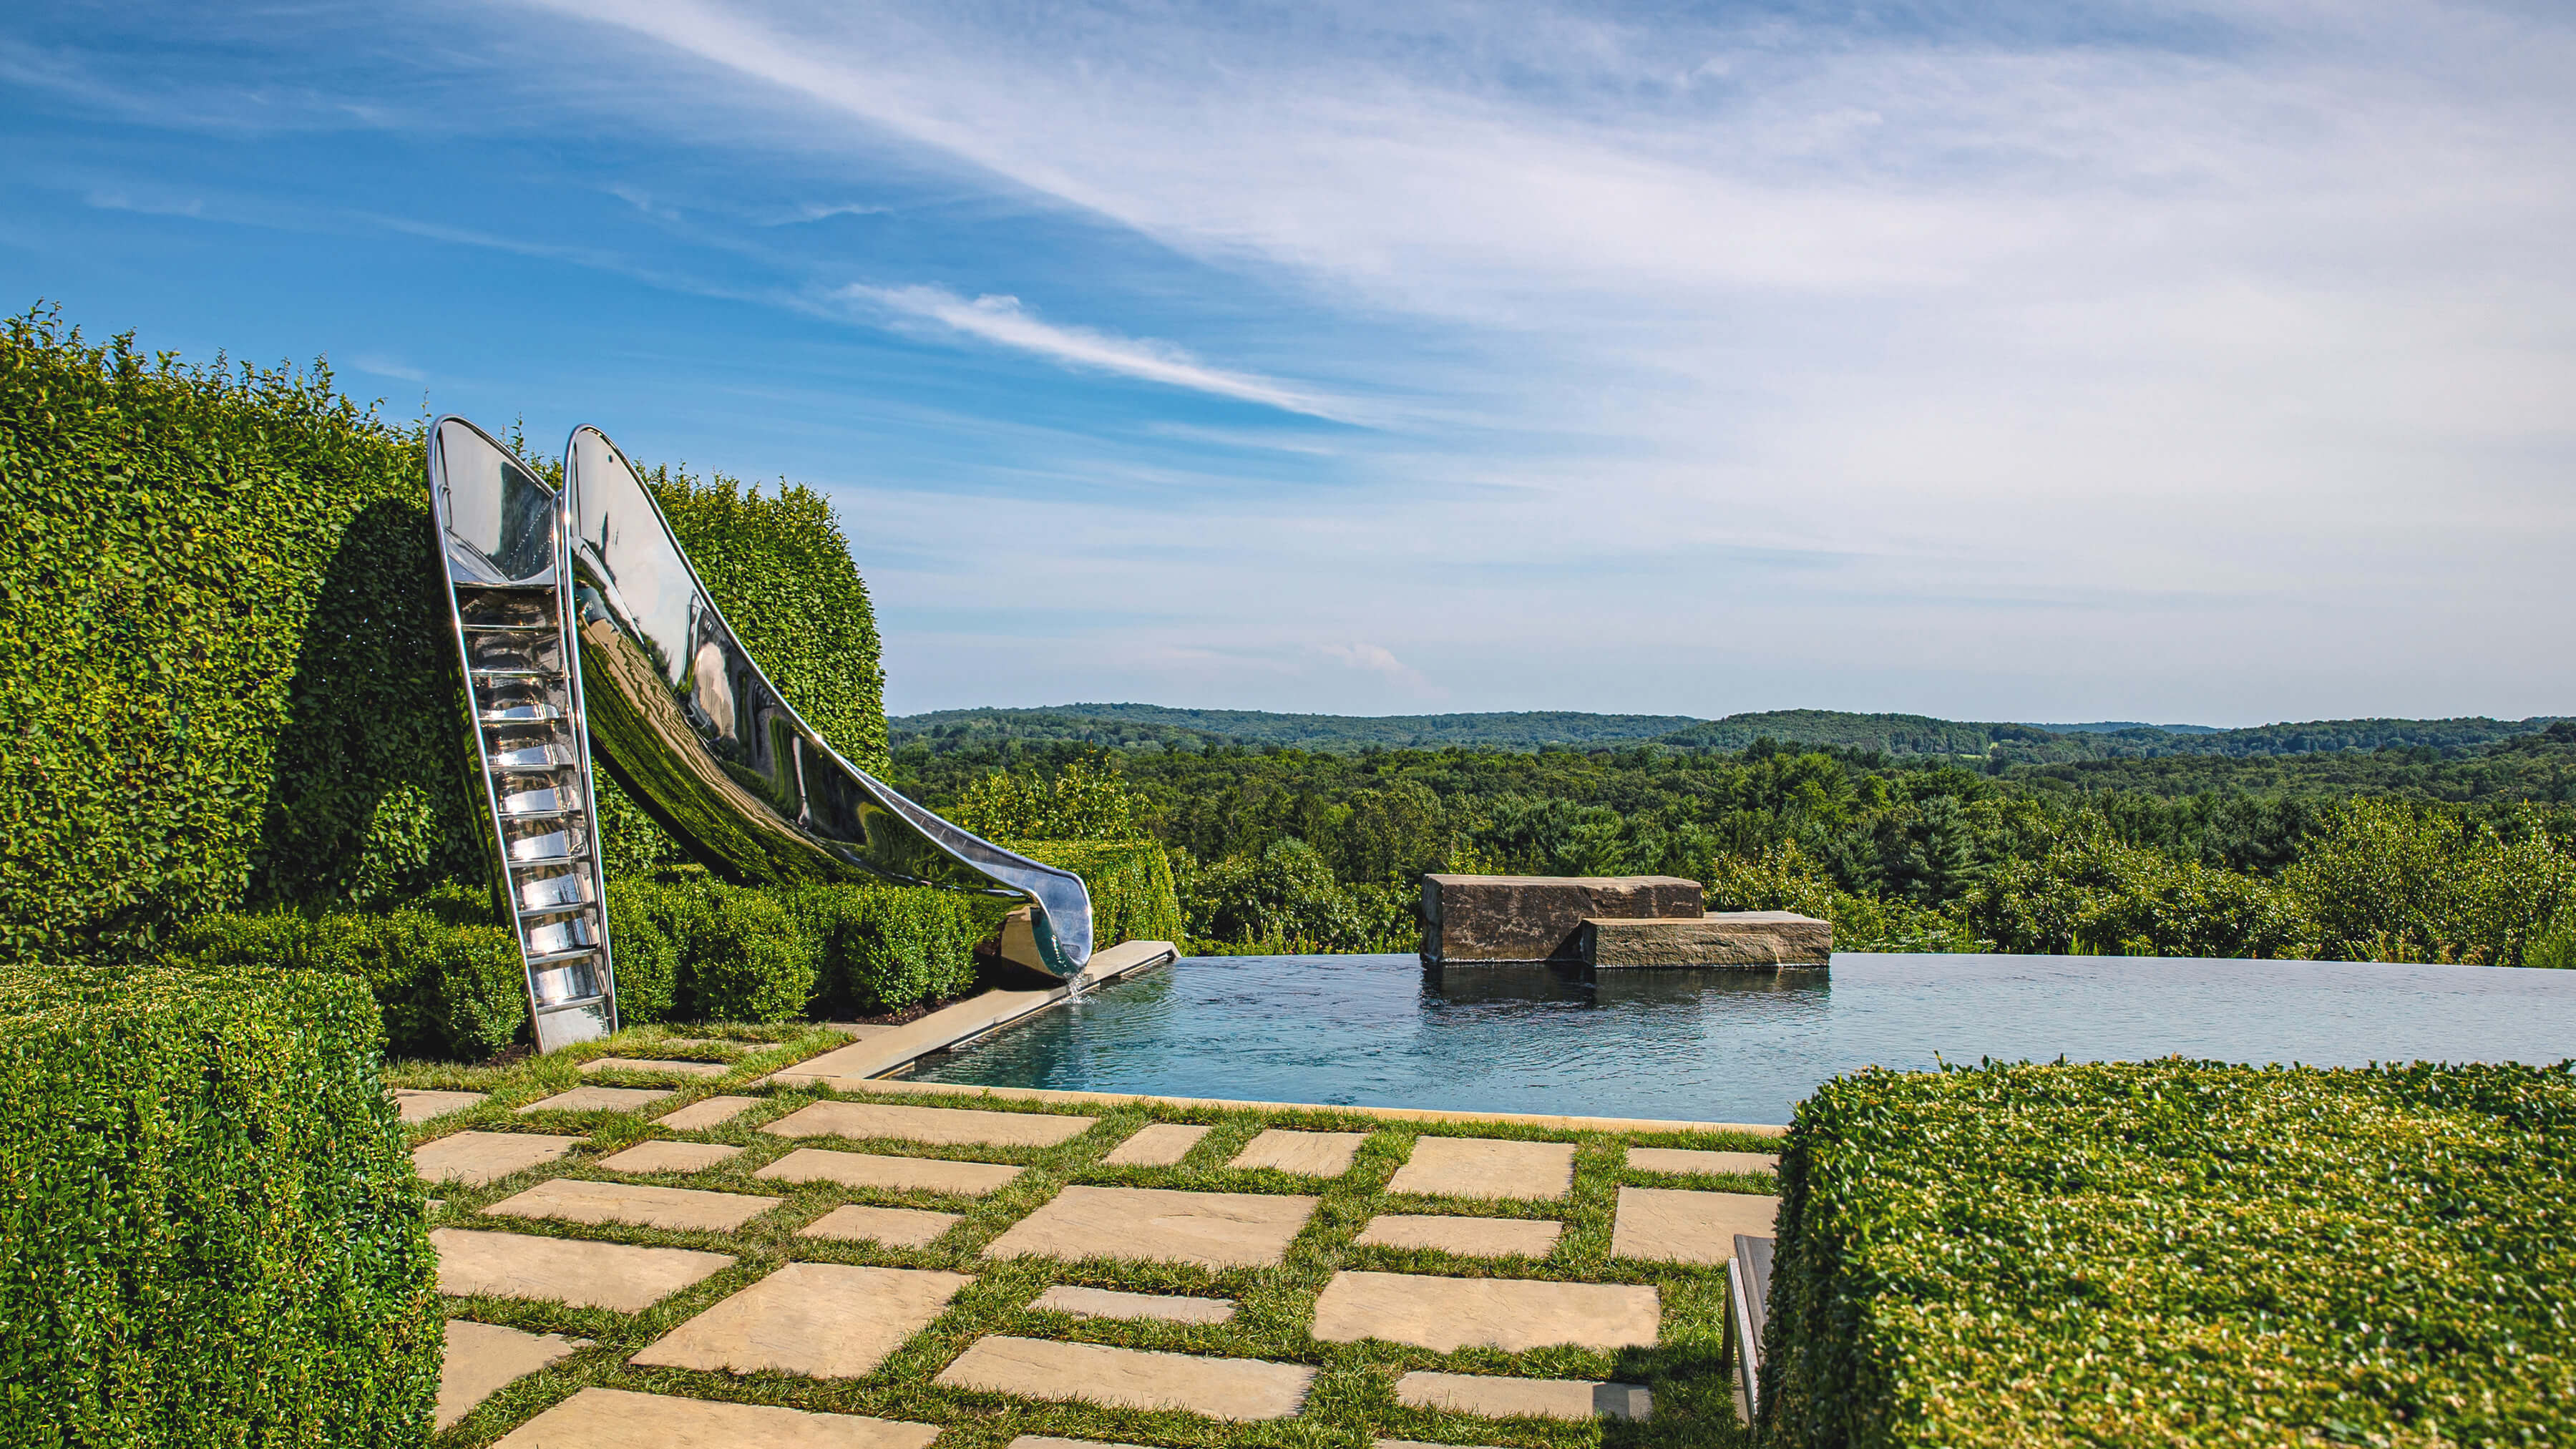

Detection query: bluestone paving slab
(936, 1336), (1314, 1420)
(1226, 1128), (1367, 1176)
(1386, 1137), (1576, 1200)
(755, 1148), (1024, 1196)
(493, 1387), (940, 1449)
(1101, 1123), (1209, 1166)
(801, 1204), (962, 1246)
(437, 1319), (585, 1429)
(580, 1057), (732, 1078)
(1395, 1371), (1652, 1423)
(630, 1262), (972, 1379)
(1352, 1214), (1562, 1257)
(763, 1101), (1096, 1148)
(518, 1085), (674, 1114)
(1032, 1284), (1236, 1324)
(597, 1140), (745, 1174)
(1626, 1147), (1779, 1176)
(983, 1185), (1318, 1269)
(655, 1094), (763, 1131)
(430, 1229), (732, 1312)
(1611, 1186), (1778, 1264)
(1312, 1271), (1658, 1352)
(396, 1088), (487, 1124)
(482, 1178), (779, 1233)
(412, 1131), (577, 1186)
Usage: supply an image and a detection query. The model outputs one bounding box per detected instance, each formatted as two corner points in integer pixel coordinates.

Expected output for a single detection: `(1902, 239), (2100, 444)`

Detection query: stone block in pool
(1422, 874), (1703, 963)
(1581, 912), (1830, 967)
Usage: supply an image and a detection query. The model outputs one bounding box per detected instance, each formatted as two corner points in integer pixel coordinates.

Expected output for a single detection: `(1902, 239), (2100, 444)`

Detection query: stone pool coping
(859, 1078), (1790, 1138)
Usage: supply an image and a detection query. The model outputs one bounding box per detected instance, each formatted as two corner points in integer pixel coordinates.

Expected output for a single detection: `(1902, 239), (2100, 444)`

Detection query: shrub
(1961, 827), (2312, 958)
(167, 902), (527, 1059)
(1006, 838), (1187, 950)
(776, 882), (983, 1016)
(2285, 798), (2576, 966)
(1169, 837), (1410, 953)
(1761, 1058), (2576, 1448)
(0, 965), (439, 1445)
(1702, 841), (1982, 952)
(680, 884), (818, 1023)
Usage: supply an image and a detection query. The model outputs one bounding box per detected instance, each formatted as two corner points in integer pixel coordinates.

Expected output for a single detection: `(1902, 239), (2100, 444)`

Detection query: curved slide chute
(429, 419), (1093, 1052)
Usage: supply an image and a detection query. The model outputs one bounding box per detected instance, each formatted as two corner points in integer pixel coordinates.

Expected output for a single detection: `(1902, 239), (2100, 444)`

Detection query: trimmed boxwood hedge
(1760, 1058), (2576, 1447)
(1005, 839), (1187, 952)
(0, 964), (439, 1445)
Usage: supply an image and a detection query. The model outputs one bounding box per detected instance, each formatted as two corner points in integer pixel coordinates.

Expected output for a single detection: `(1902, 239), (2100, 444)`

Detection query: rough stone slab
(1626, 1147), (1779, 1177)
(936, 1335), (1313, 1420)
(1387, 1137), (1575, 1199)
(631, 1262), (972, 1378)
(1582, 912), (1831, 967)
(1352, 1214), (1562, 1257)
(655, 1094), (763, 1131)
(764, 1101), (1096, 1148)
(1227, 1128), (1367, 1176)
(1422, 874), (1702, 963)
(396, 1088), (487, 1124)
(983, 1185), (1318, 1269)
(518, 1085), (675, 1114)
(1312, 1271), (1657, 1352)
(1612, 1186), (1778, 1264)
(597, 1140), (744, 1175)
(493, 1387), (940, 1449)
(413, 1131), (578, 1186)
(756, 1148), (1025, 1196)
(801, 1204), (962, 1247)
(1395, 1370), (1652, 1423)
(1032, 1284), (1236, 1324)
(580, 1057), (732, 1078)
(482, 1178), (779, 1232)
(430, 1229), (732, 1312)
(438, 1319), (583, 1429)
(1101, 1123), (1209, 1166)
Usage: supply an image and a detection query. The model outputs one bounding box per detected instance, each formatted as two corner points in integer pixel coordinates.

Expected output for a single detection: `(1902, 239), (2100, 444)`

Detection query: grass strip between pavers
(396, 1023), (1777, 1449)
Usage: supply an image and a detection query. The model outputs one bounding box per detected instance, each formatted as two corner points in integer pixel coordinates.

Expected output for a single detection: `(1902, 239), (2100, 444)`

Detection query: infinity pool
(912, 952), (2576, 1123)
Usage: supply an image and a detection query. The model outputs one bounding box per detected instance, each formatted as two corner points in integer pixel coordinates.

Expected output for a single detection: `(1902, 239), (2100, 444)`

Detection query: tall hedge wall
(0, 965), (439, 1445)
(0, 308), (887, 957)
(1005, 839), (1188, 950)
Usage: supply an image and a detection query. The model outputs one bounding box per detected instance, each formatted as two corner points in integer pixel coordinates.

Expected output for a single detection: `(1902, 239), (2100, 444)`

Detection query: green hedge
(0, 965), (439, 1445)
(1006, 839), (1187, 950)
(1760, 1058), (2576, 1447)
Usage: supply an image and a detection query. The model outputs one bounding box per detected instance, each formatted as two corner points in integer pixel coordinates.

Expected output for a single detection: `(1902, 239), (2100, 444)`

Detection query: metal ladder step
(471, 667), (565, 681)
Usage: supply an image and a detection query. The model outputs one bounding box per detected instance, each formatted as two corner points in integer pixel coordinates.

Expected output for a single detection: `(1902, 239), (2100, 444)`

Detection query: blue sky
(6, 1), (2572, 724)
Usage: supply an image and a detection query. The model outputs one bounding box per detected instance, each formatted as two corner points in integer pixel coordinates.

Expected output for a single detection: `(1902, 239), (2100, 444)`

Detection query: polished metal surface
(427, 417), (619, 1051)
(560, 425), (1093, 977)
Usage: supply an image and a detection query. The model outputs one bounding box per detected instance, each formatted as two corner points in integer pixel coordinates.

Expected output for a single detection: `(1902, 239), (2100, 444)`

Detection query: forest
(888, 724), (2576, 967)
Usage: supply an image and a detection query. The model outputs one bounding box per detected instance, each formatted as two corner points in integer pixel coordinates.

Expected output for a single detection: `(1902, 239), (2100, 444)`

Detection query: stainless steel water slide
(429, 419), (1093, 1051)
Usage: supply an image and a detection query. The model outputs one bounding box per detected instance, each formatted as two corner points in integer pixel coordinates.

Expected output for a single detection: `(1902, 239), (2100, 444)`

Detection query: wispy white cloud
(1317, 642), (1439, 696)
(348, 352), (425, 382)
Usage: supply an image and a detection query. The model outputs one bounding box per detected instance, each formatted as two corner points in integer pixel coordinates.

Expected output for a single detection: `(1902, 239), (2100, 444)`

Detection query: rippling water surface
(912, 952), (2576, 1123)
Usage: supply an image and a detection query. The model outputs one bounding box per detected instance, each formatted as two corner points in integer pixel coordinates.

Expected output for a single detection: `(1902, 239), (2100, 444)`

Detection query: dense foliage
(0, 965), (439, 1445)
(1760, 1058), (2576, 1446)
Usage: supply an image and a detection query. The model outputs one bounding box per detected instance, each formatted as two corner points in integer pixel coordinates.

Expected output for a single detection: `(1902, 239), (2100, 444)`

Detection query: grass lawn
(392, 1023), (1780, 1448)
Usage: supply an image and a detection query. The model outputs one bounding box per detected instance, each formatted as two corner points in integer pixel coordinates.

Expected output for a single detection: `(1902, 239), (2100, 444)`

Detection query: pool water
(913, 952), (2576, 1124)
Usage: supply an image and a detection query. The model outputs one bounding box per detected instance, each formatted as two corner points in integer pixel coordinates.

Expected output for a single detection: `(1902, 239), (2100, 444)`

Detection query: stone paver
(1395, 1370), (1652, 1423)
(595, 1139), (743, 1175)
(1380, 1441), (1507, 1449)
(655, 1094), (763, 1131)
(801, 1204), (961, 1246)
(1312, 1271), (1658, 1352)
(1227, 1128), (1367, 1176)
(413, 1131), (578, 1187)
(482, 1178), (779, 1233)
(756, 1148), (1025, 1196)
(1014, 1438), (1154, 1449)
(1101, 1123), (1210, 1166)
(493, 1387), (938, 1449)
(983, 1185), (1318, 1269)
(517, 1085), (673, 1114)
(580, 1057), (731, 1078)
(763, 1101), (1096, 1148)
(631, 1262), (971, 1379)
(936, 1336), (1314, 1420)
(1626, 1146), (1779, 1177)
(1386, 1137), (1576, 1199)
(1352, 1214), (1561, 1257)
(1611, 1186), (1777, 1264)
(1032, 1284), (1236, 1324)
(396, 1088), (488, 1124)
(438, 1319), (584, 1430)
(431, 1229), (732, 1312)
